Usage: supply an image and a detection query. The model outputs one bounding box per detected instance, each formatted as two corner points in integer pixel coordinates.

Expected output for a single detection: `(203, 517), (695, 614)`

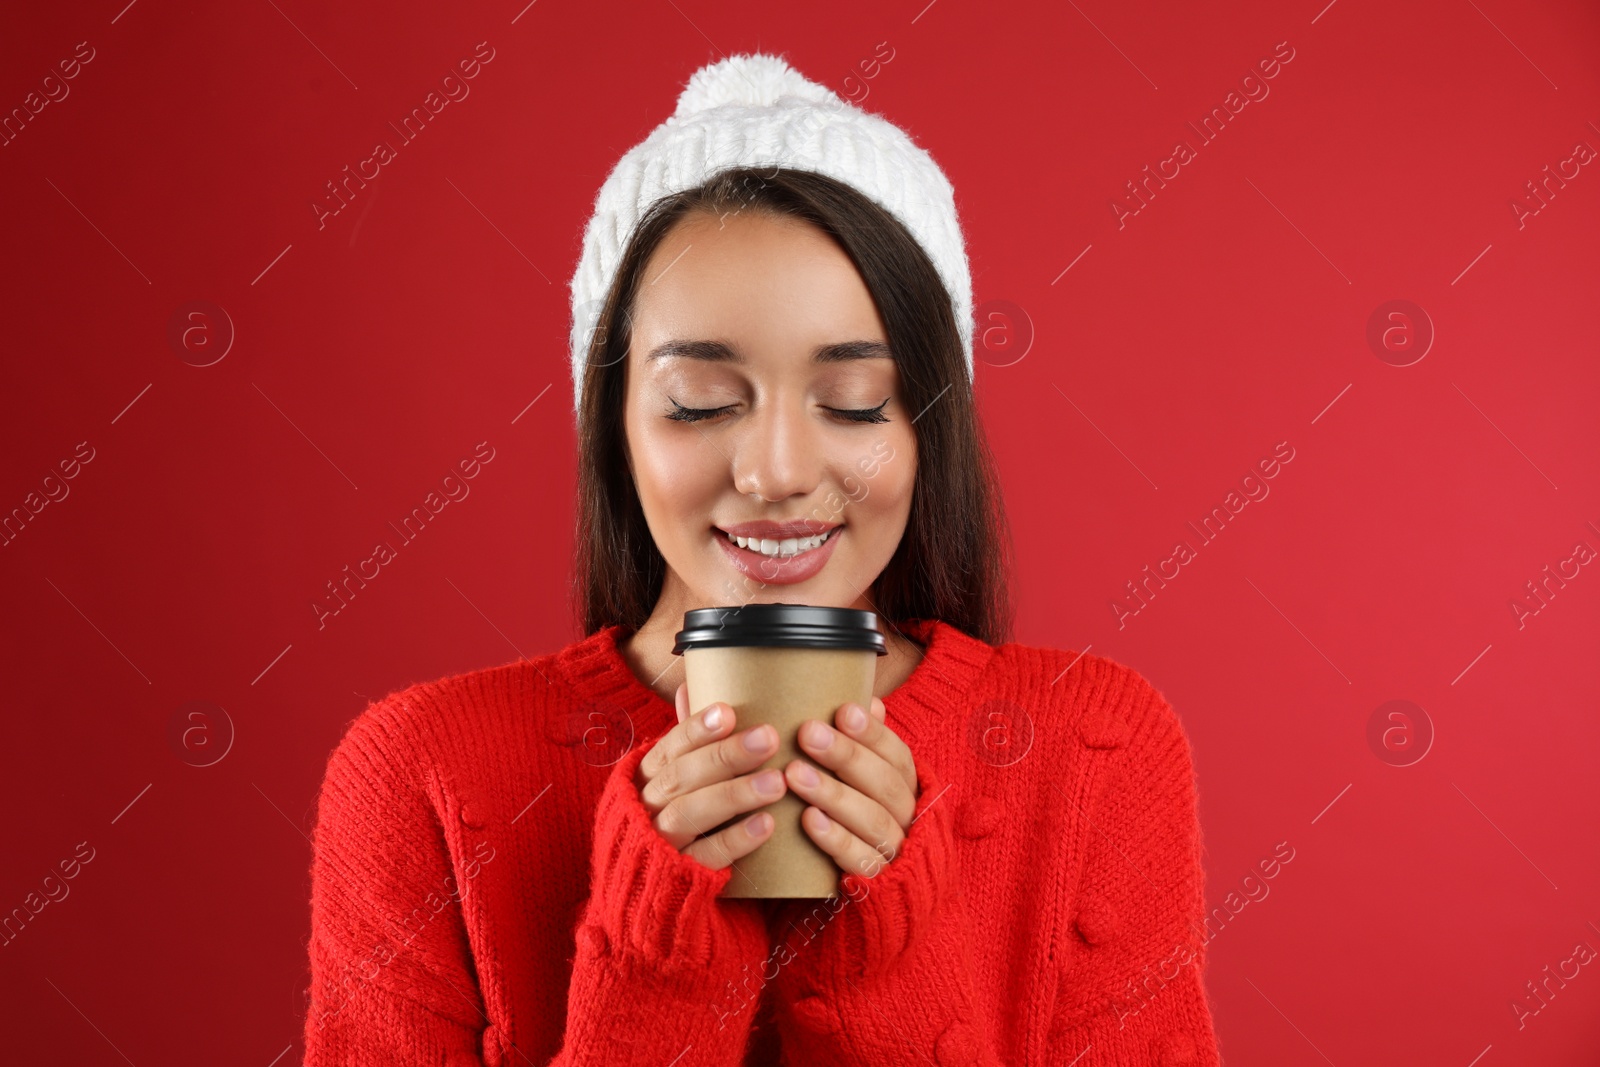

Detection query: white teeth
(723, 528), (836, 557)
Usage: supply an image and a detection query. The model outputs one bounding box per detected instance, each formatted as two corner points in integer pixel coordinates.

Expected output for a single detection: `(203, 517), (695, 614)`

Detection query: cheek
(844, 430), (915, 513)
(629, 420), (718, 516)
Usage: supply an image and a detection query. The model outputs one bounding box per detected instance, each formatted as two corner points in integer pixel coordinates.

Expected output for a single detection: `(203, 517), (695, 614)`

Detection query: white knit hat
(567, 52), (974, 415)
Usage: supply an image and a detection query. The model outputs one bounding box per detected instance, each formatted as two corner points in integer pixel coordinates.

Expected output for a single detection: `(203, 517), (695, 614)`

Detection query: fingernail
(807, 721), (834, 750)
(812, 809), (831, 830)
(842, 703), (867, 732)
(743, 725), (773, 752)
(704, 705), (723, 731)
(793, 763), (819, 788)
(745, 812), (771, 836)
(754, 769), (784, 796)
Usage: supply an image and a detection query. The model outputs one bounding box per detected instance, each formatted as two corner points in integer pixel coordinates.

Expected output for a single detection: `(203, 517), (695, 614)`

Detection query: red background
(2, 0), (1597, 1063)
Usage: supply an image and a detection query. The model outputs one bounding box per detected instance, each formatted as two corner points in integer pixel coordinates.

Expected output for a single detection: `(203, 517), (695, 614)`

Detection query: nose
(730, 394), (823, 502)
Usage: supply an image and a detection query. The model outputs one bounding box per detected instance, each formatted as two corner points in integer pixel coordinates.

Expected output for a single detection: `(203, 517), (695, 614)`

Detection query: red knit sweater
(302, 617), (1222, 1065)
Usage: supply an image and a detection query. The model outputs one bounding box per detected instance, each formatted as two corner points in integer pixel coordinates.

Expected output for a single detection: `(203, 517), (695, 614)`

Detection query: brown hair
(571, 166), (1014, 646)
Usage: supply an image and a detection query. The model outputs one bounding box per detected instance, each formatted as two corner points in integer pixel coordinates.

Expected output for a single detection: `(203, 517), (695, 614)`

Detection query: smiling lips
(718, 518), (839, 539)
(713, 520), (843, 584)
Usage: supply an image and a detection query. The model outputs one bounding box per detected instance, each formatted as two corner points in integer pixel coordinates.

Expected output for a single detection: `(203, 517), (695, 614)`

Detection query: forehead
(630, 210), (887, 353)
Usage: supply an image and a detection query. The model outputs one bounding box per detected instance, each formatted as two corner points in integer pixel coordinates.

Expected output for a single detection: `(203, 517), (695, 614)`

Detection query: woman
(303, 53), (1221, 1066)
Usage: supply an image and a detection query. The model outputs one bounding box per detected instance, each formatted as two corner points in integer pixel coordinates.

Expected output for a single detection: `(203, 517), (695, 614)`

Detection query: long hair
(571, 166), (1014, 646)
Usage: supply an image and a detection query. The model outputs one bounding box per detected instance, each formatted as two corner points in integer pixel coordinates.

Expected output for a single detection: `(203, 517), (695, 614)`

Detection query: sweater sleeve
(552, 734), (771, 1064)
(303, 706), (769, 1067)
(303, 704), (493, 1066)
(763, 760), (1007, 1067)
(1045, 680), (1223, 1065)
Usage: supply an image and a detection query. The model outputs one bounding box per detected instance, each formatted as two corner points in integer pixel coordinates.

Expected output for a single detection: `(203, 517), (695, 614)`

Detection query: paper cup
(673, 604), (886, 898)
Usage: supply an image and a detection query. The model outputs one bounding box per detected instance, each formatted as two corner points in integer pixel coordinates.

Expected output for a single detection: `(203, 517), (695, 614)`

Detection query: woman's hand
(785, 696), (919, 878)
(633, 682), (789, 871)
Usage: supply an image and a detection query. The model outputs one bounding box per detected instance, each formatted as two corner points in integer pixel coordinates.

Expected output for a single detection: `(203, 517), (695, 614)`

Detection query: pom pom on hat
(567, 52), (974, 417)
(672, 52), (838, 116)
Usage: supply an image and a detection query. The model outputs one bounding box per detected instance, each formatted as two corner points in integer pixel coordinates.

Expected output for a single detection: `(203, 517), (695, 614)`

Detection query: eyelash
(665, 398), (891, 424)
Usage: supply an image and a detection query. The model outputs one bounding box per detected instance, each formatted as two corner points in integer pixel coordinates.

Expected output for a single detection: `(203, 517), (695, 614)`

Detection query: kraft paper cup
(673, 604), (887, 898)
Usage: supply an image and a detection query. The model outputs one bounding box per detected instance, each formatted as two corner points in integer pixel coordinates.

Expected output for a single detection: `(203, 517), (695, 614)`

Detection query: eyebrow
(644, 339), (893, 365)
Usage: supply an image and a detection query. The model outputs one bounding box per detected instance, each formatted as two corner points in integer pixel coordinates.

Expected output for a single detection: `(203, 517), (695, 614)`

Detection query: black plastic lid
(672, 603), (887, 655)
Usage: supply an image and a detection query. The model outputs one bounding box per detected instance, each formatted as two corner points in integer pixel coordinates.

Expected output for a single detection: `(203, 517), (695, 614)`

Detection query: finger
(832, 701), (916, 797)
(799, 715), (916, 824)
(799, 803), (900, 879)
(637, 700), (735, 785)
(640, 721), (778, 812)
(870, 696), (886, 722)
(655, 766), (788, 852)
(681, 808), (777, 872)
(784, 757), (906, 859)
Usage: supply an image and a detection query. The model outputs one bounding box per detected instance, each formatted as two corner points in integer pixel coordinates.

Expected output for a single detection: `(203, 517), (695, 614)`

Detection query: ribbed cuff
(773, 759), (957, 985)
(583, 736), (766, 974)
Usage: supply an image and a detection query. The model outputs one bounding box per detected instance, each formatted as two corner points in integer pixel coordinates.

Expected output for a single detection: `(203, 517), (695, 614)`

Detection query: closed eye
(664, 398), (891, 424)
